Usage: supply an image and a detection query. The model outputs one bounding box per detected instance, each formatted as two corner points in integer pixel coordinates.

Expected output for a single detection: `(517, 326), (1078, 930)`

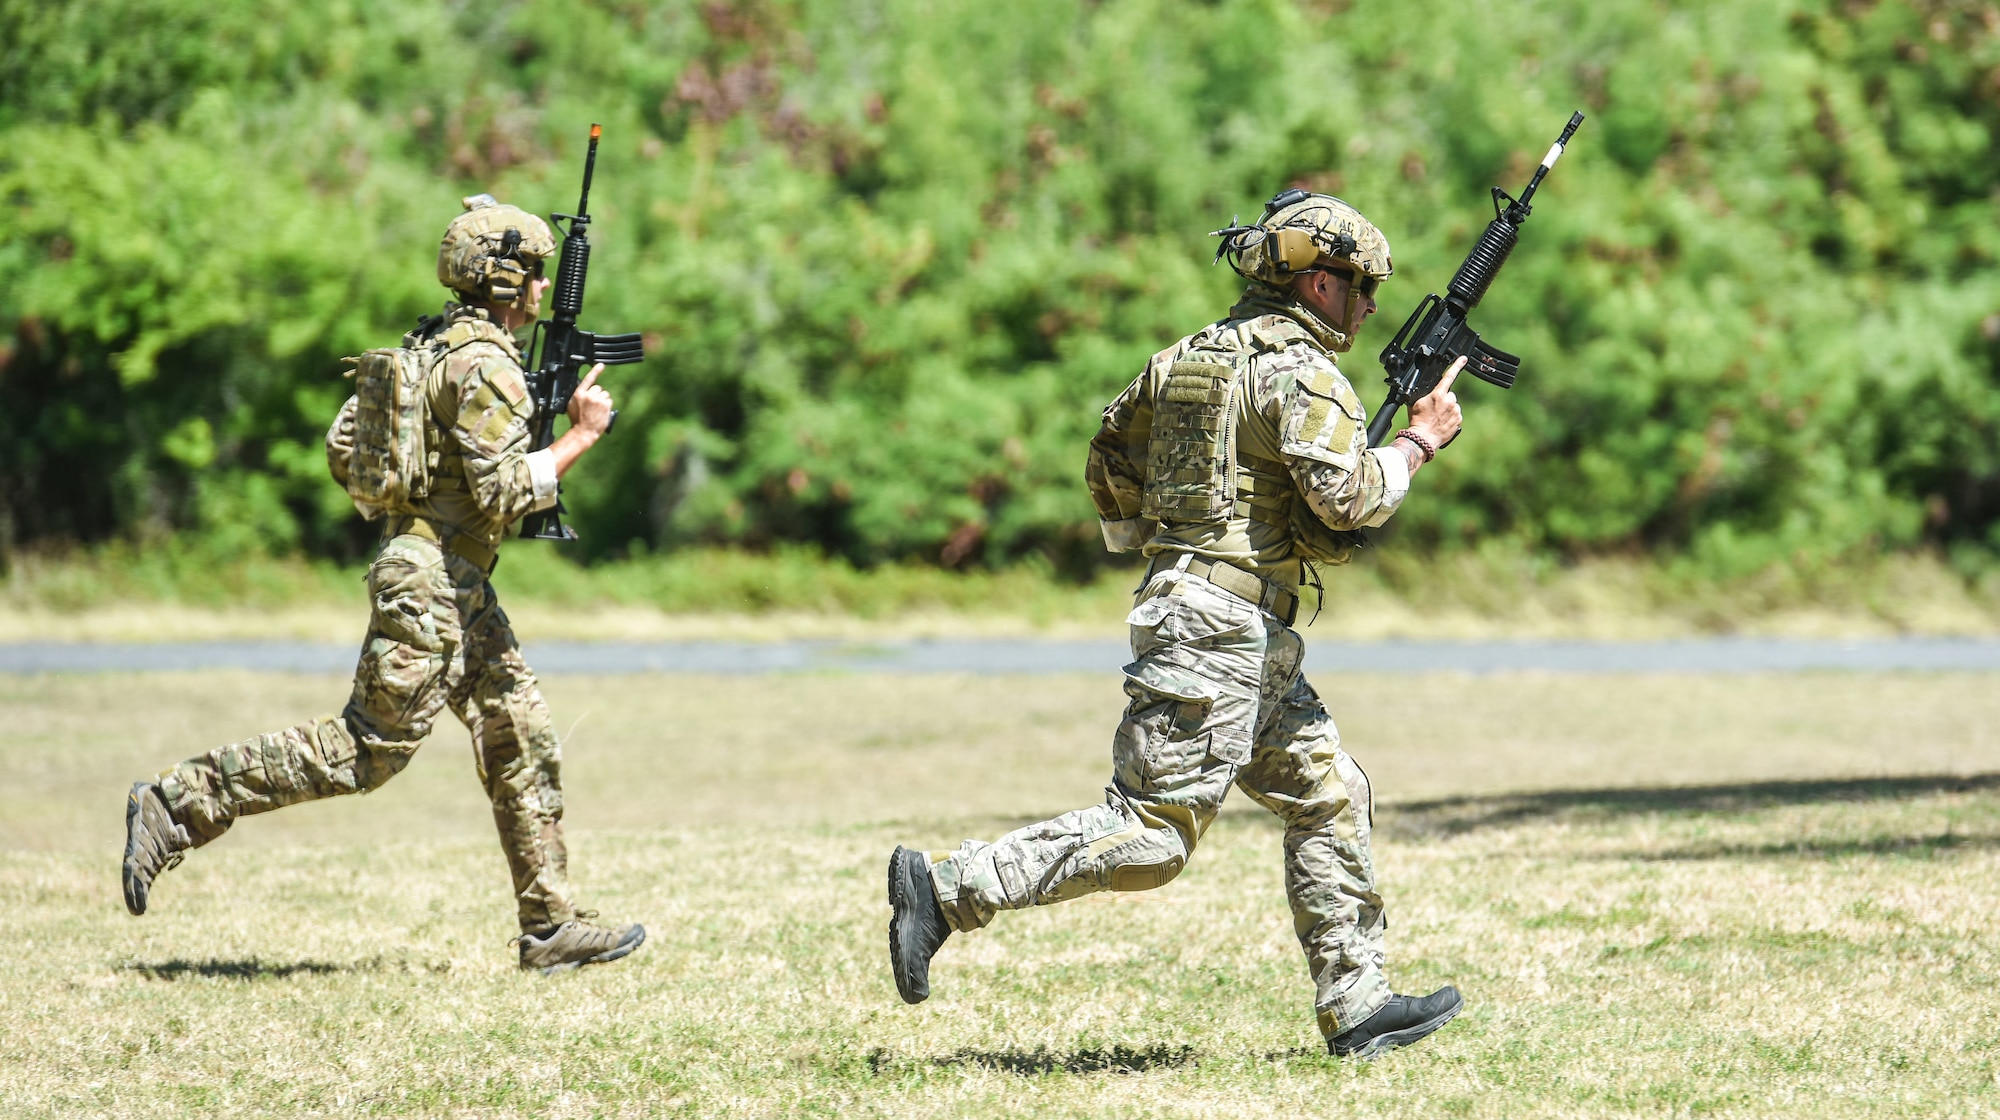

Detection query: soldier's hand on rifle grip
(548, 363), (614, 479)
(566, 363), (615, 436)
(1408, 355), (1467, 451)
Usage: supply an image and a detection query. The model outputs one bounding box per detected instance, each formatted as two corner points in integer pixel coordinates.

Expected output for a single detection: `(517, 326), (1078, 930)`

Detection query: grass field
(6, 543), (2000, 642)
(6, 669), (2000, 1117)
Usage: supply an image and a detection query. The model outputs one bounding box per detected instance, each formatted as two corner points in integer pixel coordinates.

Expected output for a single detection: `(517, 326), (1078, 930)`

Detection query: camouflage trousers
(154, 533), (575, 932)
(928, 563), (1389, 1038)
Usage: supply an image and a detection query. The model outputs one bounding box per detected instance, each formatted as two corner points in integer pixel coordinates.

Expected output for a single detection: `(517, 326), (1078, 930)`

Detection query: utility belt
(384, 514), (499, 576)
(1145, 550), (1299, 627)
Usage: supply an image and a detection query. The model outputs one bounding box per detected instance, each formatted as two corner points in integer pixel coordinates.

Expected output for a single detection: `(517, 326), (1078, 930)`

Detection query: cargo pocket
(367, 550), (446, 653)
(352, 638), (443, 752)
(1126, 591), (1178, 634)
(1118, 659), (1250, 768)
(1127, 582), (1254, 647)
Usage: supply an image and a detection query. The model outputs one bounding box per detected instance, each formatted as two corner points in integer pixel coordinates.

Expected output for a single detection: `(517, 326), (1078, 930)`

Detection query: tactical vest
(1139, 317), (1363, 566)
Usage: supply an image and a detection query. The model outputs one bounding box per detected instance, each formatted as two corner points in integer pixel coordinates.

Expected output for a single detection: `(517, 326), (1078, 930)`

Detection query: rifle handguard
(1446, 217), (1519, 313)
(552, 236), (589, 317)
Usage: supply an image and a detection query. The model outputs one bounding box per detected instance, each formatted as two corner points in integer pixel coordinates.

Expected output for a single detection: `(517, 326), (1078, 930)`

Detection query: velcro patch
(1286, 363), (1368, 463)
(463, 373), (527, 447)
(476, 403), (518, 446)
(1163, 361), (1233, 404)
(487, 363), (530, 407)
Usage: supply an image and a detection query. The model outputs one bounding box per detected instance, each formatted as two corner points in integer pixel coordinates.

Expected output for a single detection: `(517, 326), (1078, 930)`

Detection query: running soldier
(121, 195), (645, 975)
(887, 190), (1467, 1057)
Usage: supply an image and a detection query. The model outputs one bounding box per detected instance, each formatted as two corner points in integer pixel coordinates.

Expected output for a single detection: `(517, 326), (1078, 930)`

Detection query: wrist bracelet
(1395, 428), (1436, 463)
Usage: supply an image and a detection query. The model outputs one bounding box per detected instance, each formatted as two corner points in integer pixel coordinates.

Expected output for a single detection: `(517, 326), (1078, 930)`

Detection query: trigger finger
(1439, 355), (1469, 392)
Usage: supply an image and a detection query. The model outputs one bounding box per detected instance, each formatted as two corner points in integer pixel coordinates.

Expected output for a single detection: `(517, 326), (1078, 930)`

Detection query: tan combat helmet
(1212, 189), (1393, 348)
(436, 194), (558, 310)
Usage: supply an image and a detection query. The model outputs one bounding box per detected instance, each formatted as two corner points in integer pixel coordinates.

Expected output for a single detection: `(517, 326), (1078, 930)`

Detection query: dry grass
(6, 545), (2000, 643)
(4, 670), (2000, 1116)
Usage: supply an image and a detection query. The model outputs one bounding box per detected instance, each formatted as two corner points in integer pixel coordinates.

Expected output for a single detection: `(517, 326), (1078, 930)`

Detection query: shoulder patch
(487, 360), (530, 408)
(1283, 359), (1368, 469)
(467, 381), (528, 447)
(1295, 362), (1364, 415)
(445, 343), (529, 407)
(445, 344), (535, 450)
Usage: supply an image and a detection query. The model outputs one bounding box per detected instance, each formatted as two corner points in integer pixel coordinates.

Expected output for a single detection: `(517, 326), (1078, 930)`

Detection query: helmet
(436, 194), (557, 309)
(1213, 189), (1394, 285)
(1212, 189), (1392, 347)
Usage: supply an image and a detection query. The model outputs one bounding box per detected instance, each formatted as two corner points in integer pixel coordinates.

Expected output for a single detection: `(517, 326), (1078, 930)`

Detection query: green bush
(2, 0), (1996, 577)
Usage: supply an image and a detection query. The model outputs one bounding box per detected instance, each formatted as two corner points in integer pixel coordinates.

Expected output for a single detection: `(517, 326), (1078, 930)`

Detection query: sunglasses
(1320, 266), (1381, 298)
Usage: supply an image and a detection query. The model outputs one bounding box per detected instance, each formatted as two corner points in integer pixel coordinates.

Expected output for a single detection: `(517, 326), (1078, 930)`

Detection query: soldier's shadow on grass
(125, 957), (397, 981)
(902, 1043), (1197, 1076)
(1386, 771), (2000, 838)
(1630, 830), (2000, 862)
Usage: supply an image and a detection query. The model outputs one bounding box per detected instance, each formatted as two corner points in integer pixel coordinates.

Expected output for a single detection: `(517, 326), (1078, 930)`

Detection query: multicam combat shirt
(327, 303), (559, 550)
(1086, 290), (1412, 591)
(402, 304), (559, 549)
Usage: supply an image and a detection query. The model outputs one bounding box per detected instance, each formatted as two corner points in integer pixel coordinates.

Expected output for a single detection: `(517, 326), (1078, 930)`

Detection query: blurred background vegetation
(3, 0), (1999, 617)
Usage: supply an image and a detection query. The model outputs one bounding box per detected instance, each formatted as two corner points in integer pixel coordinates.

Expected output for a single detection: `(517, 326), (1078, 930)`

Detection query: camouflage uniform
(926, 288), (1413, 1041)
(152, 303), (579, 932)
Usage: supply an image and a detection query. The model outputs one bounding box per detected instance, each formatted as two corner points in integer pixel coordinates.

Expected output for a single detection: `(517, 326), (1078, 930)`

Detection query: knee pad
(356, 739), (418, 791)
(1106, 832), (1189, 892)
(1110, 855), (1186, 892)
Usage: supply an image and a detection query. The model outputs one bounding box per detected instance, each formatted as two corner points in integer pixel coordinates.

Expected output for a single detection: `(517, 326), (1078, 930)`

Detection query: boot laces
(133, 799), (188, 876)
(512, 910), (618, 952)
(563, 912), (623, 952)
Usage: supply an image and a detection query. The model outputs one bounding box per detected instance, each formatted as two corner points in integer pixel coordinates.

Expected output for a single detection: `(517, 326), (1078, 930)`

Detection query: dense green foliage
(4, 0), (1998, 577)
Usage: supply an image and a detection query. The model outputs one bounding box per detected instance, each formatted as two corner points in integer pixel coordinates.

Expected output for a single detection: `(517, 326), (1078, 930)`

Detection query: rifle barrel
(1515, 111), (1585, 212)
(576, 123), (601, 218)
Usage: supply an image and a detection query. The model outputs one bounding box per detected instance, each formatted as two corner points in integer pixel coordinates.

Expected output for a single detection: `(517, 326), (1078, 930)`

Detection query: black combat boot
(123, 782), (191, 916)
(1328, 986), (1464, 1059)
(887, 846), (951, 1004)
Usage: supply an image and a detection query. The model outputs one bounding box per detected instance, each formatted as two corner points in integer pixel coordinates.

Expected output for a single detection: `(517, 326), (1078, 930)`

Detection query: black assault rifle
(1365, 111), (1585, 447)
(519, 123), (646, 541)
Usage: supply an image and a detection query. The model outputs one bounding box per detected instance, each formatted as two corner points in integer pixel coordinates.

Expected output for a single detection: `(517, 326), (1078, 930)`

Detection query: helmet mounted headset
(1210, 188), (1393, 344)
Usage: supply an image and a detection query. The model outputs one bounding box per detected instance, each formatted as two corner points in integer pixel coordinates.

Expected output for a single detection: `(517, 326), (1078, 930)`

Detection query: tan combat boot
(122, 782), (190, 916)
(517, 915), (647, 975)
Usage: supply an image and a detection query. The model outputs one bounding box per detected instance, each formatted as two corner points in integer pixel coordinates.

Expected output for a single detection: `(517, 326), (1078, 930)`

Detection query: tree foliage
(3, 0), (1997, 576)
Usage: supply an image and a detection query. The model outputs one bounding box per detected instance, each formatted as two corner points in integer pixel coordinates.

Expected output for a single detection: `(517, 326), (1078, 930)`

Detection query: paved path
(3, 637), (1999, 674)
